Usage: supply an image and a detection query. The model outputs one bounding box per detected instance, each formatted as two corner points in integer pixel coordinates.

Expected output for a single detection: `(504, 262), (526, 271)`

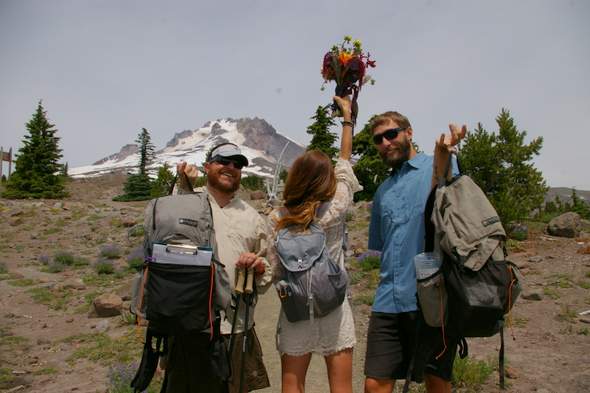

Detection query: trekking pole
(228, 268), (246, 367)
(239, 267), (254, 393)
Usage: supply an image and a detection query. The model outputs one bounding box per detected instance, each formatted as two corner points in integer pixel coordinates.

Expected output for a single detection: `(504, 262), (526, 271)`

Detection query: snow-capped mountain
(70, 118), (305, 178)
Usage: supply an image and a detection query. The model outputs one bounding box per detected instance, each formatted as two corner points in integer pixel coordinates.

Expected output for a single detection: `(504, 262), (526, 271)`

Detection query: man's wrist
(341, 120), (355, 128)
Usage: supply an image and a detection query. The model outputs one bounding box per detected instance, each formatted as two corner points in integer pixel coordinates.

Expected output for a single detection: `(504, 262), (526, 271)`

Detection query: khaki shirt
(208, 194), (272, 334)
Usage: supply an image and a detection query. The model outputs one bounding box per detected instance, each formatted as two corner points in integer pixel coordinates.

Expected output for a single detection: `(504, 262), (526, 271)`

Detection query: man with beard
(164, 142), (272, 393)
(363, 112), (466, 393)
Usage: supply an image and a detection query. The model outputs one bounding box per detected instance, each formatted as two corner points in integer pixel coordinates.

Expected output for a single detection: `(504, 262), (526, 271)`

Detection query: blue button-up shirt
(368, 153), (435, 313)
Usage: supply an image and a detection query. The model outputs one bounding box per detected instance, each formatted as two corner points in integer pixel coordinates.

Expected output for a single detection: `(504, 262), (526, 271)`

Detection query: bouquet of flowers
(321, 36), (376, 120)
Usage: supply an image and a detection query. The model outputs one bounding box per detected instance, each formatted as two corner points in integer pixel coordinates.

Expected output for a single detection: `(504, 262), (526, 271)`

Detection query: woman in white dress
(267, 96), (361, 393)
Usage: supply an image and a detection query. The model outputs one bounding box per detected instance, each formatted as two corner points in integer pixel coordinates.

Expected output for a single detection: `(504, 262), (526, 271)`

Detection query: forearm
(431, 151), (453, 189)
(339, 115), (353, 161)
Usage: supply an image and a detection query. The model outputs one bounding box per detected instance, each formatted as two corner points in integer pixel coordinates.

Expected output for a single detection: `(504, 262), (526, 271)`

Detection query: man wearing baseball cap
(163, 141), (272, 393)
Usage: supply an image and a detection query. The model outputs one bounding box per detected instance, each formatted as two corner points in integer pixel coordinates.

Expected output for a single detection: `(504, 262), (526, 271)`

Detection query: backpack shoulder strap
(424, 187), (437, 253)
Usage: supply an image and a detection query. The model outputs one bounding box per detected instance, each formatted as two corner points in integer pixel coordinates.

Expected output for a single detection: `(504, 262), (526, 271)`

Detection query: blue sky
(1, 0), (589, 188)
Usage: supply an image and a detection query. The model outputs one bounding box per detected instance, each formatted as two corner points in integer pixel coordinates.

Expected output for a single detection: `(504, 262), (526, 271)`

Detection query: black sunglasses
(212, 157), (244, 170)
(372, 127), (407, 145)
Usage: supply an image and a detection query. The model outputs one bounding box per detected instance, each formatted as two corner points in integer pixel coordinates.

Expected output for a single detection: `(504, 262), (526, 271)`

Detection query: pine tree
(150, 163), (175, 197)
(113, 128), (155, 201)
(570, 188), (590, 219)
(459, 108), (548, 226)
(136, 127), (155, 175)
(351, 115), (389, 201)
(2, 101), (67, 199)
(306, 106), (338, 159)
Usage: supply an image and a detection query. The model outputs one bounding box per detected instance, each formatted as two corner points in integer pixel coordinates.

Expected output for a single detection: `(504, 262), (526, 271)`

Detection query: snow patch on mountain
(69, 118), (304, 179)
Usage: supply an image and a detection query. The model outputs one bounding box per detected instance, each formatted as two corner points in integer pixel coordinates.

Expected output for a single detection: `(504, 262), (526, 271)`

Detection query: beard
(207, 170), (240, 193)
(379, 136), (412, 170)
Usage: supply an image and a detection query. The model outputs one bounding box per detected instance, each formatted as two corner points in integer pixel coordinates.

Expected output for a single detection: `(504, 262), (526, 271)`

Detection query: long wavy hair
(275, 150), (337, 230)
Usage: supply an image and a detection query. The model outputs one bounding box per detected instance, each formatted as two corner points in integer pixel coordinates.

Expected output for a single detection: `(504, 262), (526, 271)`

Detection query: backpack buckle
(278, 286), (288, 299)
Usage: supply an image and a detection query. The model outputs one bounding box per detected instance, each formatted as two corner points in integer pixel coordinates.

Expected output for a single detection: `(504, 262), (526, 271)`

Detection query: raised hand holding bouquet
(321, 35), (376, 125)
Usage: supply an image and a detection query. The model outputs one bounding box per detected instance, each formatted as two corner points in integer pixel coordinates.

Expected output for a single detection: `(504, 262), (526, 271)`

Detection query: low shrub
(95, 259), (115, 275)
(452, 355), (494, 390)
(54, 251), (76, 266)
(46, 261), (65, 273)
(72, 257), (90, 267)
(38, 254), (50, 265)
(356, 250), (381, 271)
(127, 224), (145, 238)
(107, 361), (162, 393)
(99, 244), (122, 259)
(126, 247), (144, 271)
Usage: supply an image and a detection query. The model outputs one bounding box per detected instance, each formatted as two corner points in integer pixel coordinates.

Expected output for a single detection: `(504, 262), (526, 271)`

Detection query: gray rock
(522, 289), (543, 301)
(92, 293), (123, 317)
(9, 217), (23, 226)
(9, 208), (24, 217)
(59, 279), (86, 291)
(547, 212), (582, 238)
(94, 319), (110, 333)
(121, 217), (137, 227)
(528, 256), (544, 263)
(249, 190), (266, 200)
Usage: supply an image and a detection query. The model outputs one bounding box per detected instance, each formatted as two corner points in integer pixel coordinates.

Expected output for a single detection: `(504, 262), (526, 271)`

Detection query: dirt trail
(1, 176), (590, 393)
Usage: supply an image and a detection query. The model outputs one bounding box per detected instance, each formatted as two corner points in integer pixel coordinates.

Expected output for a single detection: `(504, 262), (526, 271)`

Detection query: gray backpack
(274, 222), (348, 323)
(131, 191), (231, 327)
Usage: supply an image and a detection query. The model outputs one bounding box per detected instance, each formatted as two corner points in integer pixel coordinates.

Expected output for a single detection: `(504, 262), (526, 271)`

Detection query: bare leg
(424, 374), (451, 393)
(281, 353), (312, 393)
(324, 348), (353, 393)
(364, 377), (395, 393)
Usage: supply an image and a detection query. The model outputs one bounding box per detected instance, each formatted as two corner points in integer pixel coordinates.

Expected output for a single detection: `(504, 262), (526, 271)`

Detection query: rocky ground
(1, 175), (589, 393)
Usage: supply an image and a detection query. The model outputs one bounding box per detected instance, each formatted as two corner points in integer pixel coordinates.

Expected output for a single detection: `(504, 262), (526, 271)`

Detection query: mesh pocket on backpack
(145, 262), (213, 335)
(417, 270), (447, 328)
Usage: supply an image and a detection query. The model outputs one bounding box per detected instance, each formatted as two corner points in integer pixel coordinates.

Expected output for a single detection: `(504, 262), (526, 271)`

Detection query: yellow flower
(338, 51), (354, 65)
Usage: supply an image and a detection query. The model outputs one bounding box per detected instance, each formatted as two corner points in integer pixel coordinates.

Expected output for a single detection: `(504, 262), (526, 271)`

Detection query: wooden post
(0, 147), (12, 179)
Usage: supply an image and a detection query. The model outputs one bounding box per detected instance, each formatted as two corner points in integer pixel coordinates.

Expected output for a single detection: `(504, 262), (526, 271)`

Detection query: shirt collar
(407, 152), (429, 169)
(390, 152), (429, 175)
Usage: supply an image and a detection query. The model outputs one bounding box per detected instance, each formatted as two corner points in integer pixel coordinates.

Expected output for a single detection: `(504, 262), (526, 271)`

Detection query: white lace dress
(268, 159), (362, 356)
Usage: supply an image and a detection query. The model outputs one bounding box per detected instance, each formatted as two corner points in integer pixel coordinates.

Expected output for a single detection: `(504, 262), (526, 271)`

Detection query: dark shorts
(225, 328), (270, 393)
(364, 311), (457, 382)
(164, 327), (269, 393)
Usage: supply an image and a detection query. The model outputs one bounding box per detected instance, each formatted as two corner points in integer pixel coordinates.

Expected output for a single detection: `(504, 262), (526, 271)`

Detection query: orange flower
(338, 51), (353, 66)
